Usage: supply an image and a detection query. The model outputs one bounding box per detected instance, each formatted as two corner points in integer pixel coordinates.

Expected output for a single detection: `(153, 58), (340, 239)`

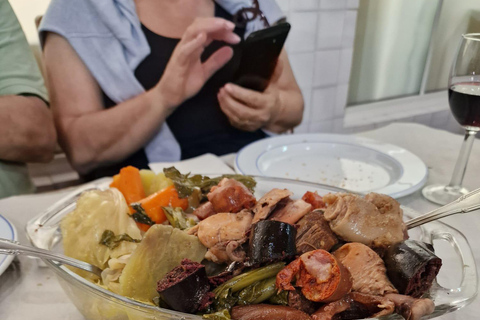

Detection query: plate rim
(0, 214), (18, 276)
(235, 133), (428, 198)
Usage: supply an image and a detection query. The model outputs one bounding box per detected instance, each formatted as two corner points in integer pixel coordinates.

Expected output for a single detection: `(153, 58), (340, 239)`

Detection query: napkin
(148, 153), (235, 175)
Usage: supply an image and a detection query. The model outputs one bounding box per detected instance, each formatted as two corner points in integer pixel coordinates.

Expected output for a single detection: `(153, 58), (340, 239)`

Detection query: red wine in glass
(449, 82), (480, 129)
(423, 34), (480, 205)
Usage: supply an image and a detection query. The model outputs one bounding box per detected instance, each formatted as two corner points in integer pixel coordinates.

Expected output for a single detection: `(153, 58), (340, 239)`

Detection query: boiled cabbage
(119, 224), (207, 303)
(61, 189), (142, 280)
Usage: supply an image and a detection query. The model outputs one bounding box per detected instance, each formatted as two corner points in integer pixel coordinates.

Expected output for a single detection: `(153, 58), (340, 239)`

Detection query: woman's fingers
(175, 32), (207, 66)
(183, 18), (241, 44)
(223, 83), (267, 108)
(202, 46), (234, 79)
(218, 88), (269, 131)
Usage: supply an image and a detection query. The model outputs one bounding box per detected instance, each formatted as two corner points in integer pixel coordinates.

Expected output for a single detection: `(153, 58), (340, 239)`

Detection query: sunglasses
(233, 0), (270, 28)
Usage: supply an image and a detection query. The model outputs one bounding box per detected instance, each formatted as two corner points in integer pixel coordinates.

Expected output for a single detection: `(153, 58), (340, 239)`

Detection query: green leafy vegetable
(237, 277), (277, 305)
(162, 206), (197, 230)
(99, 230), (141, 250)
(268, 290), (289, 306)
(163, 167), (256, 199)
(212, 262), (285, 311)
(130, 203), (155, 226)
(202, 309), (231, 320)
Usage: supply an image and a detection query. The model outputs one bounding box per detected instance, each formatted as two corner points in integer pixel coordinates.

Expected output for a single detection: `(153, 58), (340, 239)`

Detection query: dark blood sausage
(384, 240), (442, 298)
(311, 292), (395, 320)
(207, 178), (256, 213)
(288, 289), (320, 314)
(296, 211), (338, 254)
(156, 259), (210, 313)
(231, 304), (312, 320)
(249, 220), (297, 265)
(302, 191), (325, 209)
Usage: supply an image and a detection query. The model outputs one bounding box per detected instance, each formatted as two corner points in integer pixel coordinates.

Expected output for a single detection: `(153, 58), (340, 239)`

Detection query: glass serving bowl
(25, 177), (478, 320)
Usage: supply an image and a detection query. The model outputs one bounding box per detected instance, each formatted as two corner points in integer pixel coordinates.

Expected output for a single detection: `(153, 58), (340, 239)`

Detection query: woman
(40, 0), (303, 180)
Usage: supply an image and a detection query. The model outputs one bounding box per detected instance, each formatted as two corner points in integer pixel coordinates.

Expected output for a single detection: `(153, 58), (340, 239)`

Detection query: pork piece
(192, 201), (216, 220)
(276, 249), (352, 303)
(207, 178), (256, 213)
(252, 189), (293, 223)
(302, 191), (326, 209)
(296, 211), (338, 254)
(333, 243), (397, 295)
(385, 293), (435, 320)
(311, 292), (395, 320)
(323, 192), (406, 248)
(288, 289), (320, 314)
(232, 304), (312, 320)
(192, 210), (252, 263)
(269, 199), (312, 224)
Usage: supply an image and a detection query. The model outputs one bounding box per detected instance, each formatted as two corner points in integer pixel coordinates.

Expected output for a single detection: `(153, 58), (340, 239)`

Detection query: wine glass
(422, 33), (480, 205)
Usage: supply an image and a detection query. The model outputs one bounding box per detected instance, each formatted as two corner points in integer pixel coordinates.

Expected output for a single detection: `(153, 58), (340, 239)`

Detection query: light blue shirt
(39, 0), (283, 163)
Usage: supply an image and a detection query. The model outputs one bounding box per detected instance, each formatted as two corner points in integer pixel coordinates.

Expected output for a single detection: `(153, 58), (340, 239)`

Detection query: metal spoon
(0, 238), (103, 277)
(406, 187), (480, 229)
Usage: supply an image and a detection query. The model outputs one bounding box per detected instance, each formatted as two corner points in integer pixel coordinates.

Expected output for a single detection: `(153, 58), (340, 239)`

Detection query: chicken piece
(296, 211), (338, 254)
(333, 243), (397, 295)
(252, 188), (293, 223)
(302, 191), (326, 209)
(385, 293), (435, 320)
(311, 292), (395, 320)
(276, 249), (352, 303)
(204, 239), (247, 264)
(323, 193), (406, 248)
(194, 210), (252, 263)
(192, 201), (216, 220)
(270, 199), (312, 224)
(207, 178), (256, 213)
(232, 305), (312, 320)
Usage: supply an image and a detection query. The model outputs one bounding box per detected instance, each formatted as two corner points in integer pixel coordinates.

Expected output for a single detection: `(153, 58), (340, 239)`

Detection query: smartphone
(233, 22), (291, 92)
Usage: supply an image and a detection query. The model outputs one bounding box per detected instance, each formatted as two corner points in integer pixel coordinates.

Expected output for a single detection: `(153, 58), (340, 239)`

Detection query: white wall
(9, 0), (50, 44)
(279, 0), (359, 134)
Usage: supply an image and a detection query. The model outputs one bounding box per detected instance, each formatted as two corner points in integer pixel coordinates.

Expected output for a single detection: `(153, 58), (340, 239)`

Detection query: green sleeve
(0, 1), (49, 102)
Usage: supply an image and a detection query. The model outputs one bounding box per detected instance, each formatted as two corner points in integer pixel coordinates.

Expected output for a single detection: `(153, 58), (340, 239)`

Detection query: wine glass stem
(448, 130), (477, 188)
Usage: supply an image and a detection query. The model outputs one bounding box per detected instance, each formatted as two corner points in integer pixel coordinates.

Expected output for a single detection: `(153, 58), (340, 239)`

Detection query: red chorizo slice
(276, 249), (352, 303)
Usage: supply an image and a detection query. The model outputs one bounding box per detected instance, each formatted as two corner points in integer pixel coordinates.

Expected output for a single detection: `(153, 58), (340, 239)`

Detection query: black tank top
(83, 4), (266, 181)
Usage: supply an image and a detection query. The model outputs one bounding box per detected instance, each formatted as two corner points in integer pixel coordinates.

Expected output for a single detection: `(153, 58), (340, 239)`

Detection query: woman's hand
(155, 18), (241, 110)
(217, 60), (284, 132)
(218, 50), (304, 134)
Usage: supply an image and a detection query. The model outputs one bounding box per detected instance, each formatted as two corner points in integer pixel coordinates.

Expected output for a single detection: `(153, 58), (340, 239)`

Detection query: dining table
(0, 122), (479, 320)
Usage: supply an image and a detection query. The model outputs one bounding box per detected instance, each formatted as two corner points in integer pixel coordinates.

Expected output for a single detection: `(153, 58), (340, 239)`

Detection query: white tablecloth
(0, 123), (479, 320)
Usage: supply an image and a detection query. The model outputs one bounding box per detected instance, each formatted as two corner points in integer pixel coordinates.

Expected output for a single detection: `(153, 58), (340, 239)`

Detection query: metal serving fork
(0, 238), (103, 277)
(406, 187), (480, 229)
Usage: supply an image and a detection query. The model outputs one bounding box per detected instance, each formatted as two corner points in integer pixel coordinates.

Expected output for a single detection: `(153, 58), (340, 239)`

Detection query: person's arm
(0, 1), (56, 163)
(43, 18), (240, 174)
(217, 49), (304, 133)
(0, 95), (56, 163)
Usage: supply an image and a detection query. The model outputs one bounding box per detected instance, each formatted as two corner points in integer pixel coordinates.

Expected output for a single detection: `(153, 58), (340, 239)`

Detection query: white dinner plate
(235, 134), (428, 198)
(0, 214), (17, 276)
